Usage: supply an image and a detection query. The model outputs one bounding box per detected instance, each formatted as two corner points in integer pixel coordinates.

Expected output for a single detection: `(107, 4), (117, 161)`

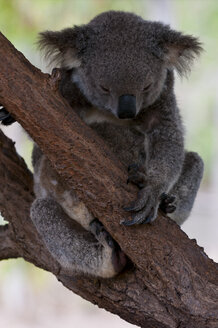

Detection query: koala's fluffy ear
(38, 26), (90, 69)
(156, 25), (203, 76)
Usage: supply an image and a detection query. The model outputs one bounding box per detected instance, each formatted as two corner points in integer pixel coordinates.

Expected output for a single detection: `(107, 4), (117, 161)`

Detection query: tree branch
(0, 32), (217, 328)
(0, 225), (20, 260)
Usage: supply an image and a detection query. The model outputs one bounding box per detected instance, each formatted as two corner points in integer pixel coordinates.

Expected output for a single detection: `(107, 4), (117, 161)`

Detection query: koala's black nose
(118, 95), (136, 119)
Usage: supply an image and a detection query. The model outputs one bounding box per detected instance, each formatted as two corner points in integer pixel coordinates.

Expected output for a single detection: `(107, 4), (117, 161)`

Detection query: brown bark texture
(0, 32), (217, 328)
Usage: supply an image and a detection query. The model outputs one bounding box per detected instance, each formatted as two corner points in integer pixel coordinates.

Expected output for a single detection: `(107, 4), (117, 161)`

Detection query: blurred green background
(0, 1), (217, 327)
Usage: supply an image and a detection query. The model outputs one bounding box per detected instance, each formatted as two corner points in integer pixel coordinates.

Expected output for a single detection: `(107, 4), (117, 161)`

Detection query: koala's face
(39, 11), (202, 119)
(73, 45), (167, 119)
(71, 12), (168, 119)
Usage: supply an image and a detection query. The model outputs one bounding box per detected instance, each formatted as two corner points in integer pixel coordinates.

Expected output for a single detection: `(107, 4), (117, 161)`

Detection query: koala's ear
(38, 26), (90, 69)
(156, 26), (203, 76)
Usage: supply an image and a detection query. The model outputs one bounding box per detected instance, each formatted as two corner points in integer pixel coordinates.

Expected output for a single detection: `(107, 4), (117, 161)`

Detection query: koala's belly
(33, 155), (93, 230)
(90, 122), (146, 165)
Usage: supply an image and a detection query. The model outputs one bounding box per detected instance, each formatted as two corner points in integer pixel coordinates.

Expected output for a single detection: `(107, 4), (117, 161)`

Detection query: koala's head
(39, 11), (202, 119)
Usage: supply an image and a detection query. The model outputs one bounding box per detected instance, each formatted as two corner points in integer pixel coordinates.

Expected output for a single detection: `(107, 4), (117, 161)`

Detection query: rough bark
(0, 32), (217, 328)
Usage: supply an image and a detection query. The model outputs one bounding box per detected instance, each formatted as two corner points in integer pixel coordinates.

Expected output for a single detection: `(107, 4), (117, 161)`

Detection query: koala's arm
(146, 113), (184, 192)
(124, 109), (184, 225)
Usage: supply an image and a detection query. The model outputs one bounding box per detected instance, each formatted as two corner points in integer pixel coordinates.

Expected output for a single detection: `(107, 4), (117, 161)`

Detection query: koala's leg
(31, 197), (126, 278)
(166, 151), (204, 225)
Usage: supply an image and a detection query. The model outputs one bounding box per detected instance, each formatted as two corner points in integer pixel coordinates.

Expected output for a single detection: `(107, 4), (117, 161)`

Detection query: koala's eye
(143, 83), (152, 92)
(100, 85), (110, 94)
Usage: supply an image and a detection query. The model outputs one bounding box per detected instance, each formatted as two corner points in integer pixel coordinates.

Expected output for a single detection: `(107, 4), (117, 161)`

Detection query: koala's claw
(0, 107), (16, 125)
(122, 213), (153, 226)
(123, 191), (177, 225)
(122, 206), (155, 226)
(160, 193), (176, 203)
(125, 188), (151, 212)
(159, 193), (176, 214)
(89, 218), (117, 248)
(123, 200), (145, 213)
(123, 187), (158, 225)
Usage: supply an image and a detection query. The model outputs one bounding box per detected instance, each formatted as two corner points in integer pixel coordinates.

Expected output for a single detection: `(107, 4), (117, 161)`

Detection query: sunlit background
(0, 0), (217, 327)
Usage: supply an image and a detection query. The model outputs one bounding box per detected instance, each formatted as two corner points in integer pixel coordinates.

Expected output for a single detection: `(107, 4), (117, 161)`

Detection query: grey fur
(31, 198), (125, 277)
(31, 11), (204, 276)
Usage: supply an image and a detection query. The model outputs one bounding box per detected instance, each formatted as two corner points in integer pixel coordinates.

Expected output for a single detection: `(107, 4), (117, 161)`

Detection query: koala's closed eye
(143, 83), (152, 92)
(99, 85), (110, 94)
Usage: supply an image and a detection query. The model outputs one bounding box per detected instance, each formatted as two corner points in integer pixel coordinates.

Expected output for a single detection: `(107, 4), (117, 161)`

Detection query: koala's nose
(118, 95), (136, 119)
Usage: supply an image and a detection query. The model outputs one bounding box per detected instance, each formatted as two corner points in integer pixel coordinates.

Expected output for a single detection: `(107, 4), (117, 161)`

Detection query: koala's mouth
(117, 94), (136, 119)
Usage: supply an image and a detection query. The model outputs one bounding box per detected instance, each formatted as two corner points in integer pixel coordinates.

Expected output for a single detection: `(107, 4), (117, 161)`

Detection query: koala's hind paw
(159, 193), (176, 214)
(112, 245), (127, 275)
(0, 107), (16, 126)
(127, 163), (146, 189)
(90, 219), (127, 274)
(89, 218), (116, 248)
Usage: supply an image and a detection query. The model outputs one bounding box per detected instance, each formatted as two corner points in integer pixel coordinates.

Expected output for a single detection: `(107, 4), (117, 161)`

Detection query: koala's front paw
(127, 163), (146, 189)
(122, 186), (160, 225)
(159, 193), (176, 214)
(0, 107), (16, 125)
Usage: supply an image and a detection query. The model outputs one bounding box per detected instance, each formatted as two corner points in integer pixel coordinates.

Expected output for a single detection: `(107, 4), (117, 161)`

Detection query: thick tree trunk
(0, 32), (217, 328)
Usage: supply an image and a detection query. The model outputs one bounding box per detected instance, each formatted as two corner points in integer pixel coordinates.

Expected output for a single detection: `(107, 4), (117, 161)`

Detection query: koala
(0, 11), (204, 277)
